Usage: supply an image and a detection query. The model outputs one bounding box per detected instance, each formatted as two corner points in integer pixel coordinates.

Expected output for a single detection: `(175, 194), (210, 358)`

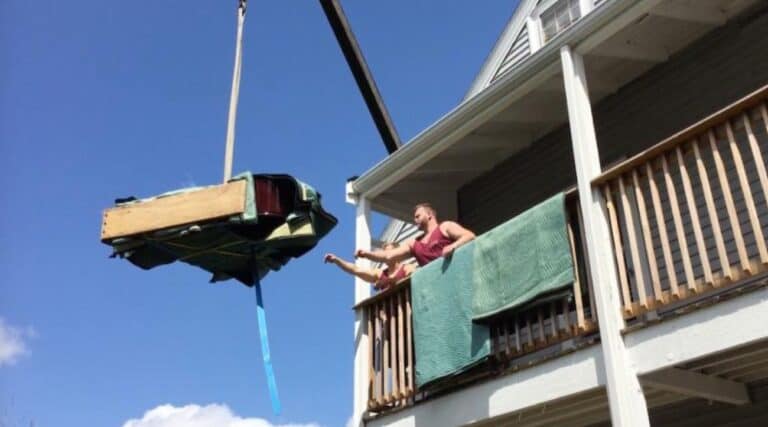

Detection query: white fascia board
(626, 287), (768, 374)
(367, 345), (604, 427)
(352, 0), (644, 201)
(464, 0), (539, 100)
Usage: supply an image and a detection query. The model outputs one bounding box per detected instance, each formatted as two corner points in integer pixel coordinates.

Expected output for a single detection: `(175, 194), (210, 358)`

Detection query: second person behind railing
(324, 242), (415, 291)
(355, 202), (476, 267)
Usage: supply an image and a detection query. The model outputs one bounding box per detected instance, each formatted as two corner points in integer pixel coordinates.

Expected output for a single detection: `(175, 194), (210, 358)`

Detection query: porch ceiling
(358, 0), (761, 222)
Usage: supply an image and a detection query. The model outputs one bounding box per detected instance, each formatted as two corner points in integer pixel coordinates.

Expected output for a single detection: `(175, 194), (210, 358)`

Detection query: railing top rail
(592, 84), (768, 186)
(354, 276), (410, 310)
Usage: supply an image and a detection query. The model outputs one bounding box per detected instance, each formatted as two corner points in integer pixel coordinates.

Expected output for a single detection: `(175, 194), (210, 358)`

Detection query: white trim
(627, 286), (768, 373)
(367, 345), (604, 427)
(561, 44), (650, 427)
(527, 16), (543, 53)
(353, 197), (372, 427)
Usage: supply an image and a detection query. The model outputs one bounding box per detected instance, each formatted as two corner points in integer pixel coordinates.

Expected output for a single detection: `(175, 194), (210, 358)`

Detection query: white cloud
(122, 403), (322, 427)
(0, 317), (34, 367)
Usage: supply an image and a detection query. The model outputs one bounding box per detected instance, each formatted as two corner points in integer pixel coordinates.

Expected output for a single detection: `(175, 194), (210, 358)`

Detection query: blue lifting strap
(254, 277), (282, 415)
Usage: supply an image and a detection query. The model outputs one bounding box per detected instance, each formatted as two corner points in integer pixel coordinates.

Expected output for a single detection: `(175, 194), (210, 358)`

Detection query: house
(345, 0), (768, 425)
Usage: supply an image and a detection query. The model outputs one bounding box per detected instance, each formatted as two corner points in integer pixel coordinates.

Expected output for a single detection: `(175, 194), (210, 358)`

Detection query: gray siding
(459, 6), (768, 234)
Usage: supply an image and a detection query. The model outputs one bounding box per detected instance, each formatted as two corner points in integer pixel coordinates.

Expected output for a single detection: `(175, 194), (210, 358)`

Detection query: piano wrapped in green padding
(101, 172), (337, 285)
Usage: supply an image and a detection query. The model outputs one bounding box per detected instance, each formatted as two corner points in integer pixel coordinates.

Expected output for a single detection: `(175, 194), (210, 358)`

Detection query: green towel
(472, 192), (574, 321)
(411, 241), (490, 388)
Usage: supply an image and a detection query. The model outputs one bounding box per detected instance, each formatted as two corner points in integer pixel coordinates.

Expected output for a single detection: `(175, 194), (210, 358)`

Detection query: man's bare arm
(440, 221), (476, 256)
(355, 241), (413, 263)
(324, 253), (381, 283)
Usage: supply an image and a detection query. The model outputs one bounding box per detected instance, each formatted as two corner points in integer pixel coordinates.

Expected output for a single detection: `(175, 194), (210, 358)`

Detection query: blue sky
(0, 1), (517, 426)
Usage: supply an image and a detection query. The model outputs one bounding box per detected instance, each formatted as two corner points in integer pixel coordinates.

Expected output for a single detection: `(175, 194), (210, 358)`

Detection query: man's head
(413, 203), (437, 230)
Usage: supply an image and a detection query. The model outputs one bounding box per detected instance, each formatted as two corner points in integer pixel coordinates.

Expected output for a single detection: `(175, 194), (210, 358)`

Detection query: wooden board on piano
(101, 180), (247, 242)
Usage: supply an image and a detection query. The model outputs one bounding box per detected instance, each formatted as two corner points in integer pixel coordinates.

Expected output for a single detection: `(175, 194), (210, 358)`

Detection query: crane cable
(221, 0), (283, 416)
(223, 0), (247, 182)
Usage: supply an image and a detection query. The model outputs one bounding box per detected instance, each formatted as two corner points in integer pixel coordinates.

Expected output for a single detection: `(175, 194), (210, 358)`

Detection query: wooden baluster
(397, 291), (406, 400)
(405, 288), (414, 395)
(389, 295), (398, 401)
(603, 184), (634, 314)
(662, 153), (698, 293)
(525, 313), (534, 350)
(645, 161), (680, 297)
(567, 218), (586, 330)
(762, 103), (768, 133)
(761, 103), (768, 144)
(561, 298), (572, 336)
(367, 305), (375, 407)
(575, 204), (598, 323)
(549, 302), (559, 340)
(502, 314), (512, 359)
(381, 300), (389, 402)
(692, 139), (731, 283)
(740, 113), (768, 266)
(537, 307), (546, 344)
(376, 302), (384, 406)
(514, 312), (522, 354)
(619, 174), (650, 309)
(709, 129), (751, 276)
(676, 144), (714, 286)
(632, 168), (664, 303)
(727, 120), (767, 269)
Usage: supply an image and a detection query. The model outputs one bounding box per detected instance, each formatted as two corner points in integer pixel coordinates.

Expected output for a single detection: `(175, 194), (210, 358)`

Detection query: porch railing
(593, 85), (768, 319)
(356, 195), (597, 413)
(358, 280), (414, 412)
(490, 195), (598, 361)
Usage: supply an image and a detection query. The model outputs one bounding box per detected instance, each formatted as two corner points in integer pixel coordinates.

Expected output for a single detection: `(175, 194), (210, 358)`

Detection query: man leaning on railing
(355, 203), (476, 267)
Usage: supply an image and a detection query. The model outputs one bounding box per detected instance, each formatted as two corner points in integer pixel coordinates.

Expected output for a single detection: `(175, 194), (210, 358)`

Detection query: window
(540, 0), (582, 43)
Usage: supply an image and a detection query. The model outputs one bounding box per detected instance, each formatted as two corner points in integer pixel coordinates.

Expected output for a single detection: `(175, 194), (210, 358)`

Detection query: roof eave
(351, 0), (644, 200)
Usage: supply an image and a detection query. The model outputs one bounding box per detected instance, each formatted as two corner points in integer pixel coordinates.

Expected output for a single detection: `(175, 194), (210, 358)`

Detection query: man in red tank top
(355, 203), (476, 267)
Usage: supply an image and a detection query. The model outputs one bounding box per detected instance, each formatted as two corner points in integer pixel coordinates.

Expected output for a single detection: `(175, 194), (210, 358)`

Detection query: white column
(348, 183), (373, 427)
(560, 45), (650, 427)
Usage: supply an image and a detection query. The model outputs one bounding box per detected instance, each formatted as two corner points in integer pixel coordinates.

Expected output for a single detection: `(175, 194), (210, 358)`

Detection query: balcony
(594, 84), (768, 327)
(356, 195), (598, 416)
(354, 85), (768, 422)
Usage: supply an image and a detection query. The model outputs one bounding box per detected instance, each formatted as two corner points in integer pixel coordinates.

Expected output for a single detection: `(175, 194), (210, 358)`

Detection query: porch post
(347, 182), (373, 427)
(560, 45), (650, 427)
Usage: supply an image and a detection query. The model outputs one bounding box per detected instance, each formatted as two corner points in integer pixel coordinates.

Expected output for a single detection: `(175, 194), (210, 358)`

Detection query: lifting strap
(254, 275), (282, 416)
(223, 0), (248, 182)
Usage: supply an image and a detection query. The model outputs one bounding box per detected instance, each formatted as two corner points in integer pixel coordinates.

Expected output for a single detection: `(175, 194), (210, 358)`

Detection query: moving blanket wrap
(472, 192), (574, 321)
(411, 192), (574, 387)
(105, 172), (338, 286)
(411, 240), (491, 388)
